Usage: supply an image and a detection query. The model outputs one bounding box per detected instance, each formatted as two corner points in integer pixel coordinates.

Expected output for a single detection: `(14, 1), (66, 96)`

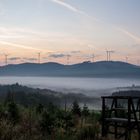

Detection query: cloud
(117, 27), (140, 44)
(0, 26), (63, 42)
(0, 26), (47, 39)
(70, 51), (81, 54)
(132, 44), (140, 48)
(0, 26), (47, 52)
(9, 57), (21, 61)
(51, 0), (79, 13)
(0, 35), (24, 39)
(49, 53), (66, 58)
(23, 57), (37, 61)
(51, 0), (140, 46)
(50, 0), (98, 21)
(0, 40), (42, 51)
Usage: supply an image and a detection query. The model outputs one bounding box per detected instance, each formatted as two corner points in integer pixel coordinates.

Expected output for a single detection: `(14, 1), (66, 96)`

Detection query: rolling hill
(0, 61), (140, 78)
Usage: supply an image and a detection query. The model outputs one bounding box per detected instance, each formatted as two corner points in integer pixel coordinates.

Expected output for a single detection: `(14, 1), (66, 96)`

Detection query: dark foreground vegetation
(1, 84), (139, 140)
(0, 92), (101, 140)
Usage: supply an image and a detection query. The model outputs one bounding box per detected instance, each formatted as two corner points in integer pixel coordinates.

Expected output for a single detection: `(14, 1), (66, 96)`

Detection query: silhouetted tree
(4, 90), (14, 105)
(81, 104), (89, 127)
(36, 103), (44, 114)
(40, 110), (56, 136)
(7, 102), (19, 124)
(82, 104), (89, 118)
(71, 101), (81, 117)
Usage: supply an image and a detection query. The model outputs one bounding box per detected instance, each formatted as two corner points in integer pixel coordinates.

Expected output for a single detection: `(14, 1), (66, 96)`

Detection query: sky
(0, 0), (140, 65)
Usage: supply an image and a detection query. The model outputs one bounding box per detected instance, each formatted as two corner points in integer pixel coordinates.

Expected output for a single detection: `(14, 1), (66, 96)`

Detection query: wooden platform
(105, 117), (139, 123)
(101, 96), (140, 140)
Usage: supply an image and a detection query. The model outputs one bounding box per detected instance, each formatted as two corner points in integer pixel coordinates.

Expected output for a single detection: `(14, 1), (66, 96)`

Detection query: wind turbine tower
(38, 52), (41, 64)
(108, 50), (114, 61)
(4, 54), (8, 65)
(126, 56), (128, 63)
(92, 53), (95, 62)
(106, 50), (114, 61)
(67, 54), (70, 65)
(106, 51), (109, 61)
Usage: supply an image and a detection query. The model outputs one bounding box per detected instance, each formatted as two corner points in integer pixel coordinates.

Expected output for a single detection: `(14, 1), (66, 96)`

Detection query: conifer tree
(71, 100), (81, 117)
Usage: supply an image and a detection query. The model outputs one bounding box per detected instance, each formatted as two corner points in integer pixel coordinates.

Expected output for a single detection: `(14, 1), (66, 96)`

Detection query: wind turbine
(4, 54), (9, 65)
(66, 54), (70, 65)
(88, 45), (95, 62)
(108, 50), (115, 61)
(125, 56), (128, 63)
(91, 53), (95, 62)
(106, 50), (109, 61)
(37, 52), (41, 64)
(88, 53), (96, 62)
(106, 50), (115, 61)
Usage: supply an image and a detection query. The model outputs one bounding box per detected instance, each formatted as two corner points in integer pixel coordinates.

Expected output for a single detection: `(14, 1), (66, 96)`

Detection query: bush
(77, 125), (100, 140)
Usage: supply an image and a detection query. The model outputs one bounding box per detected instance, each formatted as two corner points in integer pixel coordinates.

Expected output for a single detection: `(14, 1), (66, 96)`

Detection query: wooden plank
(105, 117), (137, 123)
(102, 96), (140, 99)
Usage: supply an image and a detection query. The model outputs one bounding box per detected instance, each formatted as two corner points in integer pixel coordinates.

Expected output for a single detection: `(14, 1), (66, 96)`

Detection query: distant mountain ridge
(0, 61), (140, 78)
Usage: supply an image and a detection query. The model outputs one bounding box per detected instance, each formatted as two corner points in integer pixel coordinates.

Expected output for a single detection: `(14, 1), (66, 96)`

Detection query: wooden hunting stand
(101, 96), (140, 140)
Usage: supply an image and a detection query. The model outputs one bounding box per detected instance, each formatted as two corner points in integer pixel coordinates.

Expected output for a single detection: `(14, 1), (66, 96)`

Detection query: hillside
(0, 83), (99, 107)
(0, 61), (140, 78)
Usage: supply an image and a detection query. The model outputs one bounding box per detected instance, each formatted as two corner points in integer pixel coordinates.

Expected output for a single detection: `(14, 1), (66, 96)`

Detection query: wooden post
(114, 97), (118, 139)
(127, 97), (131, 140)
(102, 97), (106, 137)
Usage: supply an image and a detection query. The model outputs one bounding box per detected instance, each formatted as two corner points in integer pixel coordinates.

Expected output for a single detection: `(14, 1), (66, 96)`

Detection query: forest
(0, 89), (101, 140)
(0, 83), (100, 108)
